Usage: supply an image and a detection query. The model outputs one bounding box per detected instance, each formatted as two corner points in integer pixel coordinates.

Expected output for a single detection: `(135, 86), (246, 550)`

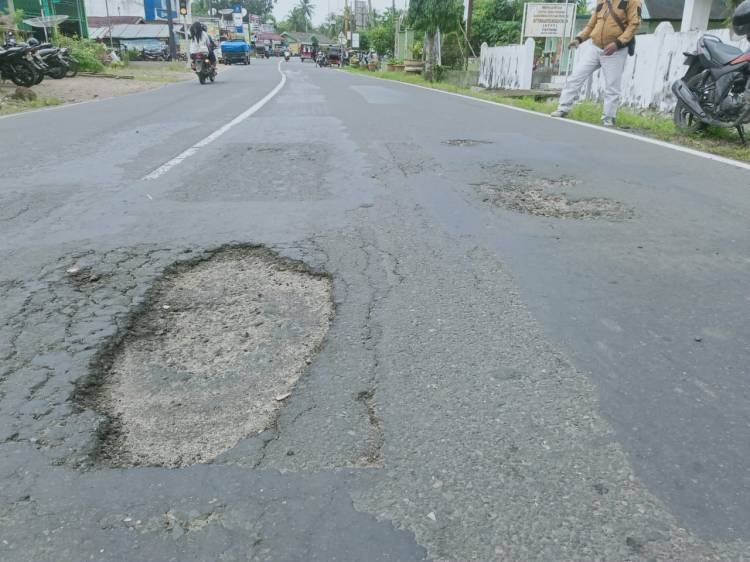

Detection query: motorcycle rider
(189, 22), (216, 68)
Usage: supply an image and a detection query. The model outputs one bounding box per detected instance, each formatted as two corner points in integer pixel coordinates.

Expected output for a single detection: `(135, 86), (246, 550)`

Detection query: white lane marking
(343, 71), (750, 172)
(142, 61), (286, 181)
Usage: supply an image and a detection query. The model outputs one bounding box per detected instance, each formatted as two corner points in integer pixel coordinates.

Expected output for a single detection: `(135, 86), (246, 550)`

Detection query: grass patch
(111, 61), (192, 82)
(0, 96), (63, 116)
(347, 67), (750, 164)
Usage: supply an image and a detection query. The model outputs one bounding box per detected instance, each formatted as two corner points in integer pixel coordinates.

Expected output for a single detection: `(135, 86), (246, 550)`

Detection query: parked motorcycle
(191, 52), (216, 84)
(671, 0), (750, 143)
(0, 44), (40, 87)
(27, 38), (69, 80)
(61, 49), (78, 77)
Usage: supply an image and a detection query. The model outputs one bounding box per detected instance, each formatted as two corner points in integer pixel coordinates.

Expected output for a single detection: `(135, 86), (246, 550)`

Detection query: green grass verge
(346, 67), (750, 164)
(111, 61), (192, 82)
(0, 96), (63, 116)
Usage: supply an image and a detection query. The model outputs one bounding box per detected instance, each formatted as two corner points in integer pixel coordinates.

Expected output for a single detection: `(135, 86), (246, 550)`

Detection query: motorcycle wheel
(199, 73), (206, 84)
(65, 59), (78, 78)
(33, 67), (45, 85)
(673, 74), (708, 133)
(673, 101), (707, 133)
(48, 65), (67, 79)
(10, 62), (37, 87)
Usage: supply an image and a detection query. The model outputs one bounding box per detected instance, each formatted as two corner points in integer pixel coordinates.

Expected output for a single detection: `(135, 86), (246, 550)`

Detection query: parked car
(220, 39), (251, 65)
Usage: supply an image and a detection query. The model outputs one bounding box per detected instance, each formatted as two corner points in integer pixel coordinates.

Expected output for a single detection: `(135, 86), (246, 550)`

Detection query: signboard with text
(522, 3), (576, 38)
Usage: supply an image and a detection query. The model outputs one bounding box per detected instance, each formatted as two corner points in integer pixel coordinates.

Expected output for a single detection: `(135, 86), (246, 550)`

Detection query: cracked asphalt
(1, 59), (749, 561)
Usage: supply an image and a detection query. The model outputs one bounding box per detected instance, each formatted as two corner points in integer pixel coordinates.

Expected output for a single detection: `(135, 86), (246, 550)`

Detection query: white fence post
(478, 37), (535, 90)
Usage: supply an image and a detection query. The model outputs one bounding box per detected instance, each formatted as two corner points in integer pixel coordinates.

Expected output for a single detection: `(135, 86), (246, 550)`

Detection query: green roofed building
(11, 0), (88, 37)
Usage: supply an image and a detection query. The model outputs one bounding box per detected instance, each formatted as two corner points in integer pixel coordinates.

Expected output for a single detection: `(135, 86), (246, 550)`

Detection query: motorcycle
(671, 0), (750, 143)
(315, 52), (328, 67)
(27, 39), (69, 80)
(0, 44), (40, 87)
(284, 50), (291, 62)
(191, 52), (216, 84)
(61, 49), (78, 77)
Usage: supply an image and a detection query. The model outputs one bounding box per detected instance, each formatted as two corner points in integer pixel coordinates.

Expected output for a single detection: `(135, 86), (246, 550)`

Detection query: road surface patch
(142, 62), (287, 181)
(167, 143), (330, 201)
(84, 245), (332, 468)
(443, 139), (493, 147)
(473, 162), (632, 220)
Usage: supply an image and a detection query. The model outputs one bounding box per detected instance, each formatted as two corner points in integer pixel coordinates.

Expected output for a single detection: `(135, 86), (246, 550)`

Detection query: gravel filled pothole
(473, 163), (633, 220)
(80, 246), (333, 468)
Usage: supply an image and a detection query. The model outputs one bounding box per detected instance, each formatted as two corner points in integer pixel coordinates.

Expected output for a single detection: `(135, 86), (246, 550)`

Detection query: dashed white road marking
(142, 61), (286, 181)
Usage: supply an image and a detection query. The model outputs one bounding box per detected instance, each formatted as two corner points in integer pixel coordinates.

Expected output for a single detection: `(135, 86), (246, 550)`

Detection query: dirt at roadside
(0, 62), (192, 108)
(0, 76), (163, 104)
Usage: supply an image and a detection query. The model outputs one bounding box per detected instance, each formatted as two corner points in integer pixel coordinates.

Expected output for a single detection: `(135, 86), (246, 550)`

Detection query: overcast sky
(273, 0), (411, 26)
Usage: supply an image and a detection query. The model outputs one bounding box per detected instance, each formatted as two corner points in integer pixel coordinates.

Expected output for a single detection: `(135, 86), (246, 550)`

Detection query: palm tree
(299, 0), (315, 32)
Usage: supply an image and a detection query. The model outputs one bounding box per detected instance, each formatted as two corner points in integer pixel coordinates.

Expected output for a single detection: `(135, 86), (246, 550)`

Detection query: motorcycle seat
(38, 48), (58, 56)
(704, 39), (743, 65)
(0, 46), (24, 56)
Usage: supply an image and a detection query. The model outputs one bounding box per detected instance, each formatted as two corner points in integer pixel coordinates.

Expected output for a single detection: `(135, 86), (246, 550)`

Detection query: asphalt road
(1, 59), (749, 561)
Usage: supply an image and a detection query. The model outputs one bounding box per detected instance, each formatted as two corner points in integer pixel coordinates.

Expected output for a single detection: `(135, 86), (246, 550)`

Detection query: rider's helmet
(27, 37), (40, 47)
(732, 0), (750, 36)
(201, 23), (208, 31)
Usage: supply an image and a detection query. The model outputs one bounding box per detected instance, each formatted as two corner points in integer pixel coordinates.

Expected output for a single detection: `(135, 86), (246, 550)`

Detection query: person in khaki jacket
(551, 0), (642, 126)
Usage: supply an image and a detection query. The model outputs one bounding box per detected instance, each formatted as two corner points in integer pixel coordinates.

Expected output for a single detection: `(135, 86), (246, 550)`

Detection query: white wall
(581, 23), (749, 112)
(84, 0), (145, 18)
(478, 24), (749, 113)
(478, 38), (535, 90)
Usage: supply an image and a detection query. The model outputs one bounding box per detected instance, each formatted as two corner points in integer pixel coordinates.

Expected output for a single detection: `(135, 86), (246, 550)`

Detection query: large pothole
(82, 246), (333, 468)
(473, 163), (633, 220)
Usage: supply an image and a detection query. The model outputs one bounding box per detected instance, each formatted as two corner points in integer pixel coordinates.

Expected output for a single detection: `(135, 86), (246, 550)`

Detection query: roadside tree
(408, 0), (463, 80)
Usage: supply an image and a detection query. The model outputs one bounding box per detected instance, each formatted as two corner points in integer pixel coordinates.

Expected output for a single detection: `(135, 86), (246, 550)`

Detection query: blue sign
(233, 4), (242, 13)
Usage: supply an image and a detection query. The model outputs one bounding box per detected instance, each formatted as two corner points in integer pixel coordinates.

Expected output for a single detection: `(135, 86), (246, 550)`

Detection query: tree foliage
(408, 0), (463, 35)
(408, 0), (463, 80)
(369, 23), (393, 54)
(278, 5), (309, 32)
(440, 31), (464, 68)
(298, 0), (315, 26)
(316, 12), (342, 37)
(470, 0), (522, 50)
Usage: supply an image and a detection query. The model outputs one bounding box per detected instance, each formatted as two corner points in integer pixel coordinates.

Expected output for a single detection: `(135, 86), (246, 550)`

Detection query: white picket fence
(478, 24), (750, 112)
(584, 23), (748, 112)
(478, 38), (535, 90)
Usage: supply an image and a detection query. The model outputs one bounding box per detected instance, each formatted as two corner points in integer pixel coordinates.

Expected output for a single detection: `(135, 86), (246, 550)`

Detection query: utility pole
(466, 0), (473, 43)
(343, 0), (348, 39)
(103, 0), (113, 48)
(165, 0), (177, 61)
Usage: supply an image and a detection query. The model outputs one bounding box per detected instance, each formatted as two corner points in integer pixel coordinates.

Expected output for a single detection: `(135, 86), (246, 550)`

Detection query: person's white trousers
(558, 44), (628, 119)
